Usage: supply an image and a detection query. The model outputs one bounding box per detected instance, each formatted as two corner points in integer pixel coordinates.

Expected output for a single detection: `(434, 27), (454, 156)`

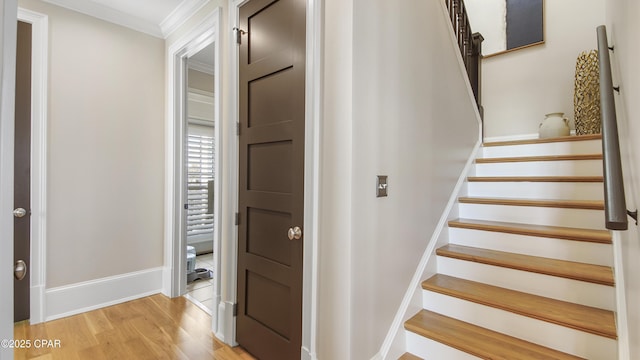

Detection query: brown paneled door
(14, 21), (32, 323)
(236, 0), (306, 359)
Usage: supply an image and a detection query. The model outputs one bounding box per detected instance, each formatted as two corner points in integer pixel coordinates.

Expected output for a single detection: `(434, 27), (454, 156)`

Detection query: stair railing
(444, 0), (484, 120)
(596, 25), (637, 230)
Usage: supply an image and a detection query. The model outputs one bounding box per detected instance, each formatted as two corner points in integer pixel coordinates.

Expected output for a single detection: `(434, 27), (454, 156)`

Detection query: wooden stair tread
(436, 244), (614, 286)
(483, 134), (602, 147)
(448, 218), (611, 244)
(405, 310), (586, 360)
(422, 275), (617, 339)
(476, 154), (602, 163)
(398, 352), (422, 360)
(468, 176), (603, 182)
(458, 197), (605, 210)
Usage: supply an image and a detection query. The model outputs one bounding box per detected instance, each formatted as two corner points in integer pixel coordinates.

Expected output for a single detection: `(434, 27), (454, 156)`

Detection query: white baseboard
(162, 266), (173, 297)
(30, 284), (45, 324)
(45, 267), (163, 321)
(216, 300), (237, 346)
(302, 346), (317, 360)
(483, 133), (538, 143)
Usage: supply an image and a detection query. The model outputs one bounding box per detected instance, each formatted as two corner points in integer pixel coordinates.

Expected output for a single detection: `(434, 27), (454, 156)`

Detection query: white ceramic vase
(539, 112), (570, 139)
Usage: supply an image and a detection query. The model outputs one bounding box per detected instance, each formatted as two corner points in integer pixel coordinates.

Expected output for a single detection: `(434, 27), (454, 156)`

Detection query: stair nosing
(458, 197), (605, 210)
(467, 176), (603, 182)
(436, 244), (614, 286)
(448, 218), (612, 244)
(421, 274), (617, 339)
(475, 154), (603, 164)
(405, 309), (587, 360)
(483, 134), (602, 147)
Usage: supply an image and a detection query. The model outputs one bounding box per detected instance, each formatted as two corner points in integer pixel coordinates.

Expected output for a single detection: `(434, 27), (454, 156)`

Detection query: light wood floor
(14, 294), (255, 360)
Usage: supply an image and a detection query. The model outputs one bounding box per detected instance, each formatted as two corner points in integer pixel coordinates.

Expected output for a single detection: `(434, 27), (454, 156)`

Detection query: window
(187, 127), (214, 239)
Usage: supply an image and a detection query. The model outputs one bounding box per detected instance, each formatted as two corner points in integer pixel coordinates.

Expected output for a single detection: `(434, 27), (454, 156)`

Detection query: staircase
(402, 134), (619, 359)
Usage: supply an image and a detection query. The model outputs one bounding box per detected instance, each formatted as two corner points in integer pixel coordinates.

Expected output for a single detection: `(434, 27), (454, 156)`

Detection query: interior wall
(319, 0), (479, 358)
(466, 0), (506, 55)
(318, 0), (354, 357)
(482, 0), (606, 138)
(18, 0), (165, 288)
(188, 68), (214, 93)
(606, 0), (640, 356)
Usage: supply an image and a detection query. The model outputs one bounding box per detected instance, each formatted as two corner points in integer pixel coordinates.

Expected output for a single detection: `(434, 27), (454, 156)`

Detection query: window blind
(187, 130), (214, 238)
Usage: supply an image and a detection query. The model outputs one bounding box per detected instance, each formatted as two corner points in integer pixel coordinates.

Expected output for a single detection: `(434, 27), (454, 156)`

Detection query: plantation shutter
(187, 124), (214, 239)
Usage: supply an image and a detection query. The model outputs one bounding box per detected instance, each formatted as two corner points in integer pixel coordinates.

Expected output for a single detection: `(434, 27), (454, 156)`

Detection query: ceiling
(42, 0), (210, 38)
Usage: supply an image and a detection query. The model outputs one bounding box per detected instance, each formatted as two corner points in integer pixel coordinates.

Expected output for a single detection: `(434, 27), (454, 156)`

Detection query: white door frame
(17, 7), (48, 326)
(228, 0), (322, 358)
(0, 0), (18, 358)
(164, 7), (222, 333)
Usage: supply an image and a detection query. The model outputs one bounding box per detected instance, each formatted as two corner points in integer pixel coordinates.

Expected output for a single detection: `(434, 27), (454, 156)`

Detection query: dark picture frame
(505, 0), (544, 51)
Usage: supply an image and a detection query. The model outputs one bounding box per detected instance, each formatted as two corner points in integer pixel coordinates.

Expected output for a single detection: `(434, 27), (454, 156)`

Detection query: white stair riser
(422, 290), (617, 359)
(448, 228), (613, 266)
(405, 331), (480, 360)
(474, 160), (602, 177)
(437, 257), (615, 310)
(467, 182), (604, 200)
(458, 203), (606, 230)
(482, 140), (602, 158)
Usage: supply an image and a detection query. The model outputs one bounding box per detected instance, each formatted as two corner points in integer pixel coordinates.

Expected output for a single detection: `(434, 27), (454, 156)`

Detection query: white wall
(188, 68), (214, 93)
(606, 0), (640, 357)
(466, 0), (506, 56)
(317, 0), (354, 357)
(482, 0), (606, 138)
(319, 0), (479, 358)
(18, 0), (165, 287)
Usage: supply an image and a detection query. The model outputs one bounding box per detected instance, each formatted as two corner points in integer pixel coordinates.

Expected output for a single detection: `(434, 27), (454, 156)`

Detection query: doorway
(183, 44), (217, 314)
(14, 8), (47, 325)
(165, 7), (222, 335)
(14, 19), (32, 323)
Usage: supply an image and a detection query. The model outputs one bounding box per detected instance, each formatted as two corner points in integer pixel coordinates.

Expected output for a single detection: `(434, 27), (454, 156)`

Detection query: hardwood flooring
(13, 294), (255, 360)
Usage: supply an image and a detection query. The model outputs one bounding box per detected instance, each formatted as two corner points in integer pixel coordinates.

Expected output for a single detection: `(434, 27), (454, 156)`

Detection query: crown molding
(188, 59), (214, 75)
(160, 0), (210, 38)
(42, 0), (165, 38)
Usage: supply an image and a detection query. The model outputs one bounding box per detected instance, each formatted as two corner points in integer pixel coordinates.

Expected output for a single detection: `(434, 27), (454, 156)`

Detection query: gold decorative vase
(574, 50), (601, 135)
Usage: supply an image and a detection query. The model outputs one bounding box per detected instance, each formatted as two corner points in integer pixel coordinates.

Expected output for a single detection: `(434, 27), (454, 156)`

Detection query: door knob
(13, 208), (27, 218)
(14, 260), (27, 281)
(287, 226), (302, 240)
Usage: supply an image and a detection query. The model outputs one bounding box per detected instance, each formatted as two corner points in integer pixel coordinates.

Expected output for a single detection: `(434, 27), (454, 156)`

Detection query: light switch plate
(377, 175), (388, 197)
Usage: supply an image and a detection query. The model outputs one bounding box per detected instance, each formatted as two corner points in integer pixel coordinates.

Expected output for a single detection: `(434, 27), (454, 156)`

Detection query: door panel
(14, 20), (31, 323)
(236, 0), (306, 358)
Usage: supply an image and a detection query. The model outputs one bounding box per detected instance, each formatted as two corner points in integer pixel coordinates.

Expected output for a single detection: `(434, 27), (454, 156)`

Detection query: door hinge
(234, 212), (240, 226)
(232, 303), (238, 316)
(184, 203), (189, 210)
(236, 122), (240, 136)
(233, 27), (246, 45)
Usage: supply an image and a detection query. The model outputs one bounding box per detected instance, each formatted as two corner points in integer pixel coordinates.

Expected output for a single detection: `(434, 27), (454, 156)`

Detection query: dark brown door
(236, 0), (306, 358)
(14, 20), (32, 323)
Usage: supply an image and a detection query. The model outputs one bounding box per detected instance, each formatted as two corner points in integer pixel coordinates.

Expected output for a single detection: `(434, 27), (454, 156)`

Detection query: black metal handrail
(596, 25), (637, 230)
(444, 0), (483, 117)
